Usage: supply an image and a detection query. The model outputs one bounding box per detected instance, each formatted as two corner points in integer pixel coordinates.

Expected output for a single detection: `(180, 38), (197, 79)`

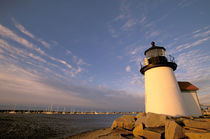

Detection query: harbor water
(0, 113), (122, 138)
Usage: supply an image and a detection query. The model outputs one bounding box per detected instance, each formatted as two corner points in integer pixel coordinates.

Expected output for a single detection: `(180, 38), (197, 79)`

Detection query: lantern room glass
(145, 48), (166, 59)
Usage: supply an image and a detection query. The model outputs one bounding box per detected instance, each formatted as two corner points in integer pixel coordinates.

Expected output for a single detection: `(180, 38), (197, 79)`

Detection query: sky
(0, 0), (210, 112)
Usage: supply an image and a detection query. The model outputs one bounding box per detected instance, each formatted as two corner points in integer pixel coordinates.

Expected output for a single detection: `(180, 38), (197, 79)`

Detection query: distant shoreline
(0, 110), (139, 115)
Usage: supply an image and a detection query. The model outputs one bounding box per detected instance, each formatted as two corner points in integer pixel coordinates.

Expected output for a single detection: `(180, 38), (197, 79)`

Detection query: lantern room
(140, 42), (177, 74)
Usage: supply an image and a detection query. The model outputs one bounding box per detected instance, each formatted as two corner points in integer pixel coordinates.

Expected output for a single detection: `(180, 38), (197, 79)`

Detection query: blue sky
(0, 0), (210, 111)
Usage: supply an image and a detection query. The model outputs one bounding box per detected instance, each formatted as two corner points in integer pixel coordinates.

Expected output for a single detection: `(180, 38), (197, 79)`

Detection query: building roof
(178, 81), (199, 91)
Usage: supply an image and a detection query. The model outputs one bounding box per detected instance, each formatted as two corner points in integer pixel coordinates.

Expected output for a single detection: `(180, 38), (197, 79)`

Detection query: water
(0, 113), (122, 138)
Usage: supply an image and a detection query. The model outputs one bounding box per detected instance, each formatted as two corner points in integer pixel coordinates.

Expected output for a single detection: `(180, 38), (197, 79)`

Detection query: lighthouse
(140, 42), (188, 116)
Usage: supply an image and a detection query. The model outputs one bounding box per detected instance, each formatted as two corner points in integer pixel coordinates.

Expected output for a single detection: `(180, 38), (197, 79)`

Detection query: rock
(133, 123), (143, 137)
(144, 112), (167, 128)
(185, 131), (210, 139)
(135, 112), (146, 119)
(111, 115), (136, 130)
(183, 119), (210, 130)
(204, 119), (210, 122)
(196, 118), (210, 122)
(165, 120), (185, 139)
(181, 116), (194, 120)
(135, 115), (146, 127)
(184, 127), (209, 133)
(142, 127), (165, 139)
(133, 137), (143, 139)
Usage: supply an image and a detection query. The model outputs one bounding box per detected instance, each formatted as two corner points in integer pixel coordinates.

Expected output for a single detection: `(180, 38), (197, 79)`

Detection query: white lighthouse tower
(140, 42), (188, 116)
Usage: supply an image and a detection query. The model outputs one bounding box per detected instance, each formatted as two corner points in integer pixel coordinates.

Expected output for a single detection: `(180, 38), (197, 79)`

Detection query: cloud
(149, 31), (159, 37)
(140, 16), (146, 24)
(11, 18), (50, 48)
(176, 36), (210, 51)
(126, 65), (131, 72)
(176, 49), (210, 80)
(0, 24), (46, 55)
(121, 19), (137, 31)
(37, 39), (50, 48)
(177, 0), (198, 8)
(198, 94), (210, 104)
(0, 39), (45, 63)
(193, 30), (210, 38)
(66, 50), (72, 55)
(0, 64), (93, 107)
(77, 58), (89, 66)
(28, 53), (46, 63)
(175, 49), (210, 101)
(0, 23), (89, 79)
(0, 62), (144, 111)
(130, 74), (143, 85)
(107, 24), (118, 38)
(114, 14), (125, 21)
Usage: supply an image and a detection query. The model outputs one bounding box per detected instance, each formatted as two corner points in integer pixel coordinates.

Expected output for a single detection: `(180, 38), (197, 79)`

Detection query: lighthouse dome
(140, 42), (177, 74)
(144, 41), (166, 56)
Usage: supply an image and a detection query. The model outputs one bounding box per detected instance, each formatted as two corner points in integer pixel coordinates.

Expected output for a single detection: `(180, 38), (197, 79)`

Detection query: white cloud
(175, 49), (210, 91)
(28, 53), (46, 63)
(107, 24), (118, 38)
(12, 18), (50, 48)
(0, 64), (93, 106)
(177, 0), (198, 8)
(0, 24), (90, 78)
(114, 14), (125, 21)
(66, 50), (72, 55)
(77, 58), (86, 65)
(37, 39), (50, 48)
(176, 36), (210, 51)
(0, 24), (46, 55)
(121, 19), (137, 31)
(131, 47), (140, 55)
(150, 31), (159, 37)
(126, 65), (131, 72)
(198, 94), (210, 104)
(192, 29), (201, 34)
(193, 30), (210, 38)
(0, 39), (46, 64)
(12, 19), (35, 39)
(130, 74), (142, 85)
(139, 16), (146, 24)
(0, 62), (144, 111)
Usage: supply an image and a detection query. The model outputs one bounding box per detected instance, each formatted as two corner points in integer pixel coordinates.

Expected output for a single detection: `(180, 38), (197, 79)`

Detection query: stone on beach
(111, 115), (136, 130)
(144, 112), (167, 128)
(165, 120), (185, 139)
(142, 127), (165, 139)
(135, 112), (146, 119)
(183, 119), (210, 130)
(184, 127), (209, 133)
(71, 112), (210, 139)
(185, 131), (210, 139)
(133, 123), (144, 137)
(134, 113), (146, 127)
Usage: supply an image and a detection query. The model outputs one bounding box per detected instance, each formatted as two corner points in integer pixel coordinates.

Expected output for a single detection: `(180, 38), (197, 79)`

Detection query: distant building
(178, 81), (202, 116)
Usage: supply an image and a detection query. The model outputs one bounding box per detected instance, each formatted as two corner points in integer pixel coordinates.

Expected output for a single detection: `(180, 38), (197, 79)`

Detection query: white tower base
(145, 67), (188, 117)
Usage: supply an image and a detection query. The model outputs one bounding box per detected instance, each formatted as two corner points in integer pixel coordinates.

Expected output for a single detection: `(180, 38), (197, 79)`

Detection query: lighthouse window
(146, 48), (166, 58)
